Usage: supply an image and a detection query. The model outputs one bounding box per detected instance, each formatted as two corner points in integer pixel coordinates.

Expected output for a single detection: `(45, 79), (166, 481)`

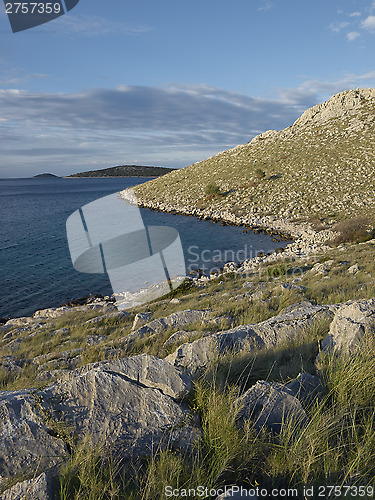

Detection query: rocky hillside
(131, 89), (375, 231)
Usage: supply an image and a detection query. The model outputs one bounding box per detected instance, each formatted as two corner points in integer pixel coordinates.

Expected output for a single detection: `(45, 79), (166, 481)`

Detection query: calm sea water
(0, 177), (290, 318)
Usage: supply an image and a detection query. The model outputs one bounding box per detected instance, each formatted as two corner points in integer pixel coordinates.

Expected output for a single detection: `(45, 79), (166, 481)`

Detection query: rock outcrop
(292, 89), (375, 129)
(166, 302), (334, 375)
(122, 309), (212, 344)
(236, 380), (308, 433)
(321, 298), (375, 355)
(235, 373), (322, 434)
(2, 295), (375, 495)
(0, 472), (58, 500)
(0, 389), (68, 481)
(0, 354), (196, 485)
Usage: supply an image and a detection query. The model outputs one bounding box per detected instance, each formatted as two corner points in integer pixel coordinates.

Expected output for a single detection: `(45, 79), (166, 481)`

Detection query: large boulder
(284, 372), (323, 404)
(0, 354), (195, 487)
(234, 373), (321, 435)
(236, 380), (308, 433)
(0, 390), (68, 482)
(321, 298), (375, 355)
(63, 354), (191, 401)
(42, 355), (195, 458)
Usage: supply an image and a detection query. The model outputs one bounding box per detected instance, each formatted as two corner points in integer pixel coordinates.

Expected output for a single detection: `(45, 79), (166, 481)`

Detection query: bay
(0, 177), (290, 318)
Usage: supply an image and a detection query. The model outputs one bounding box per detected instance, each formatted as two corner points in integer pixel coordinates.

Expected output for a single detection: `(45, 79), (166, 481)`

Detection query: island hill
(131, 88), (375, 242)
(67, 164), (174, 178)
(33, 173), (60, 178)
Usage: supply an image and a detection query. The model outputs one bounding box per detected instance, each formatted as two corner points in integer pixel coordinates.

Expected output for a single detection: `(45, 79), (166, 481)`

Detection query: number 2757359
(5, 3), (62, 15)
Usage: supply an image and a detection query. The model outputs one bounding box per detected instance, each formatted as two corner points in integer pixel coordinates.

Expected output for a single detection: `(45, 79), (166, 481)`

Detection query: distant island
(33, 173), (60, 178)
(67, 165), (175, 178)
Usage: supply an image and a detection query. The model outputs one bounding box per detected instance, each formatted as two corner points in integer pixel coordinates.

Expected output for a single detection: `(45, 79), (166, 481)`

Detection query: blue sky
(1, 0), (375, 177)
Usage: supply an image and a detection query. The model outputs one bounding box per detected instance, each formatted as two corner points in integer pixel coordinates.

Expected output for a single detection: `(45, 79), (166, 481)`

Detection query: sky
(1, 0), (375, 177)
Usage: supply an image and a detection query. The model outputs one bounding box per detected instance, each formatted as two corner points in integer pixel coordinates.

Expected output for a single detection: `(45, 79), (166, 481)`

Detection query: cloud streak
(1, 77), (375, 177)
(0, 84), (308, 137)
(257, 1), (275, 13)
(329, 21), (350, 33)
(41, 14), (153, 36)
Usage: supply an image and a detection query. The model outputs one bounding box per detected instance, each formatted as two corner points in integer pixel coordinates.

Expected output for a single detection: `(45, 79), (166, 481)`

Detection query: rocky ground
(1, 235), (375, 498)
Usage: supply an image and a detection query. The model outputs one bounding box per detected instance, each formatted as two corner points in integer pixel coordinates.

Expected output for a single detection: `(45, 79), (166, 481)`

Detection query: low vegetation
(332, 217), (375, 244)
(58, 336), (375, 499)
(254, 168), (266, 180)
(1, 235), (375, 498)
(204, 183), (222, 197)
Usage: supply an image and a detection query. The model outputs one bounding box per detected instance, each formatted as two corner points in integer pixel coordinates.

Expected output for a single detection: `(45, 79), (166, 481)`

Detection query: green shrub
(255, 168), (266, 180)
(204, 183), (222, 197)
(265, 263), (287, 279)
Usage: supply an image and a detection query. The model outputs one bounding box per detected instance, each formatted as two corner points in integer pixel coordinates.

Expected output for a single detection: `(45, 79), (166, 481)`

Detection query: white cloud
(329, 21), (350, 33)
(0, 84), (308, 176)
(347, 31), (360, 41)
(349, 12), (361, 17)
(0, 85), (311, 152)
(361, 15), (375, 31)
(257, 1), (274, 12)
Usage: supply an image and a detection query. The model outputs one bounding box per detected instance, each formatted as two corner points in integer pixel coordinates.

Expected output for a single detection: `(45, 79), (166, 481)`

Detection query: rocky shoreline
(1, 194), (335, 324)
(120, 188), (336, 280)
(124, 192), (333, 243)
(0, 294), (115, 324)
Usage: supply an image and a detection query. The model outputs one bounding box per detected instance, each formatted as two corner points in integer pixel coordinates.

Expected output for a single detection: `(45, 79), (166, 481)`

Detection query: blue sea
(0, 177), (290, 318)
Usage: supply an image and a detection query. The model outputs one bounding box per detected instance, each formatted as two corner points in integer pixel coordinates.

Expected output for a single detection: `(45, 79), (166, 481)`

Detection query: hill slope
(132, 89), (375, 234)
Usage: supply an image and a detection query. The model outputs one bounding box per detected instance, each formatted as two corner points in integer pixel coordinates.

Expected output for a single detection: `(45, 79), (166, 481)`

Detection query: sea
(0, 177), (290, 319)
